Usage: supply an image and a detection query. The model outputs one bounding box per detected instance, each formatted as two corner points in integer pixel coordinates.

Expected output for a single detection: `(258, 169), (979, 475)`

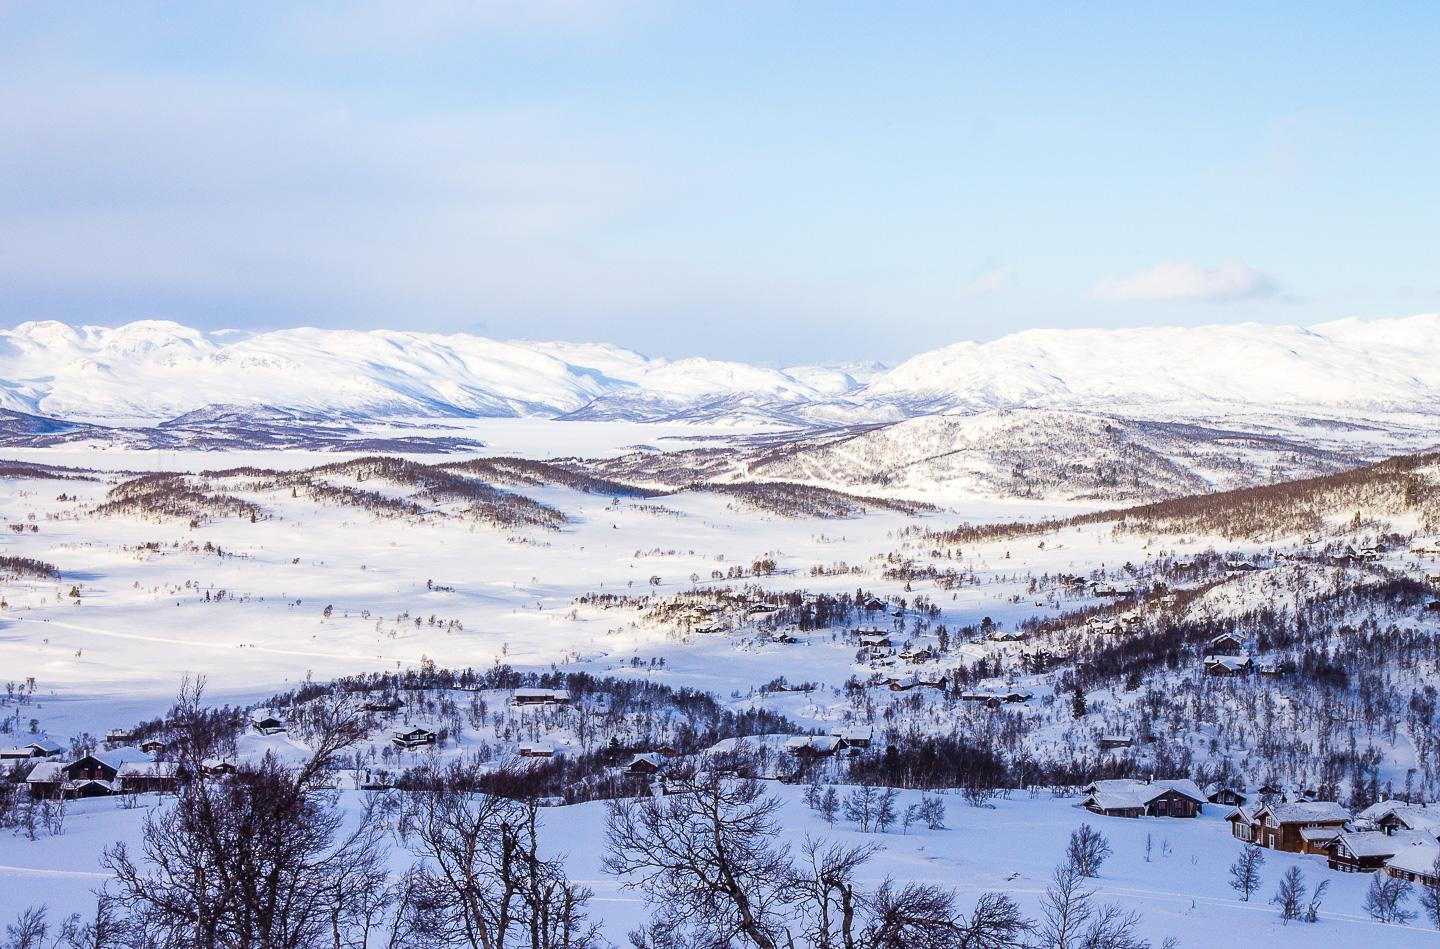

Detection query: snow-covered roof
(1355, 799), (1440, 836)
(1203, 782), (1245, 797)
(118, 761), (178, 778)
(1261, 801), (1350, 825)
(1299, 825), (1343, 843)
(1085, 791), (1147, 812)
(1384, 843), (1440, 878)
(786, 735), (843, 752)
(25, 761), (64, 783)
(1334, 830), (1424, 859)
(831, 727), (873, 742)
(514, 688), (569, 700)
(1083, 778), (1204, 809)
(1204, 654), (1251, 671)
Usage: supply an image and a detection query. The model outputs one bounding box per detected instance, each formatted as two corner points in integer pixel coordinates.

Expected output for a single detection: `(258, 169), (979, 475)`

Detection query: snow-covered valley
(0, 425), (1438, 945)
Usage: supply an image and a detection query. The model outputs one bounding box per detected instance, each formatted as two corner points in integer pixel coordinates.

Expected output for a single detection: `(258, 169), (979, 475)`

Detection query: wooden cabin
(1385, 845), (1440, 887)
(1207, 632), (1245, 653)
(392, 727), (437, 749)
(513, 688), (570, 707)
(1082, 779), (1205, 819)
(786, 735), (845, 758)
(1327, 831), (1415, 873)
(1228, 801), (1350, 853)
(250, 712), (288, 735)
(1203, 655), (1251, 677)
(1205, 783), (1248, 807)
(623, 753), (664, 776)
(28, 755), (119, 799)
(24, 761), (65, 799)
(832, 727), (873, 749)
(118, 761), (180, 794)
(363, 697), (404, 713)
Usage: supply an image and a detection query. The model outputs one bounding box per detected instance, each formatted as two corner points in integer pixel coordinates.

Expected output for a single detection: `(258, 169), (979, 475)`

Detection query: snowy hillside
(0, 315), (1438, 426)
(572, 408), (1421, 504)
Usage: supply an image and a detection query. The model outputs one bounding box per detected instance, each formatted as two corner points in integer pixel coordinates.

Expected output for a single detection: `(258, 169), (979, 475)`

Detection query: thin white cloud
(276, 0), (657, 57)
(1093, 261), (1278, 304)
(957, 265), (1014, 299)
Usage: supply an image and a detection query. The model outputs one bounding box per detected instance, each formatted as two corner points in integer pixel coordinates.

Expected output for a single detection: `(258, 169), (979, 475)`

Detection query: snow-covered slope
(0, 315), (1437, 425)
(862, 314), (1440, 418)
(576, 408), (1388, 503)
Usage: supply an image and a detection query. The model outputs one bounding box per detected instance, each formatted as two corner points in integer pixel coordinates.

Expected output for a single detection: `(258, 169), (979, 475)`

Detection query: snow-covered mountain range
(0, 315), (1437, 427)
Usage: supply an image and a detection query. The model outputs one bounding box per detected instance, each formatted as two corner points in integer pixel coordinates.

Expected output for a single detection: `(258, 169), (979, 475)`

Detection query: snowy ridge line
(0, 315), (1436, 424)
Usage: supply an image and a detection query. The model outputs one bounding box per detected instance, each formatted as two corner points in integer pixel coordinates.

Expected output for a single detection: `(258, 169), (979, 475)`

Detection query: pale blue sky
(0, 2), (1435, 363)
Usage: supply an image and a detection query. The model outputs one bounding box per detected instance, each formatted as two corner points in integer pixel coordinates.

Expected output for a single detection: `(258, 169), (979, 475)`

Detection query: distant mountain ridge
(0, 315), (1437, 425)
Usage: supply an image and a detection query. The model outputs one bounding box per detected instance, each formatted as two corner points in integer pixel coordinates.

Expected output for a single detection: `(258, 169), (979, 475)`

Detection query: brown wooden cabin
(66, 754), (118, 784)
(1083, 779), (1205, 819)
(364, 697), (404, 713)
(513, 688), (570, 707)
(1203, 655), (1251, 677)
(68, 779), (115, 799)
(1207, 632), (1245, 653)
(27, 755), (119, 799)
(25, 761), (65, 799)
(1228, 802), (1350, 853)
(1385, 846), (1440, 887)
(624, 753), (664, 776)
(832, 728), (873, 749)
(118, 761), (181, 794)
(1205, 784), (1247, 807)
(1327, 831), (1411, 873)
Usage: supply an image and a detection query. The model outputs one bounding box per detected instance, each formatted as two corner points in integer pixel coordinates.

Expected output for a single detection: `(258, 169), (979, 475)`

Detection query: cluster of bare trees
(295, 457), (566, 529)
(918, 448), (1438, 548)
(7, 685), (600, 949)
(95, 473), (262, 524)
(392, 765), (599, 948)
(440, 457), (658, 500)
(604, 763), (1166, 949)
(0, 555), (60, 580)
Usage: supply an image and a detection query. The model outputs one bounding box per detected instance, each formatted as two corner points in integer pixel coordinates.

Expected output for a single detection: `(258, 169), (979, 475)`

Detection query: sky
(0, 1), (1436, 364)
